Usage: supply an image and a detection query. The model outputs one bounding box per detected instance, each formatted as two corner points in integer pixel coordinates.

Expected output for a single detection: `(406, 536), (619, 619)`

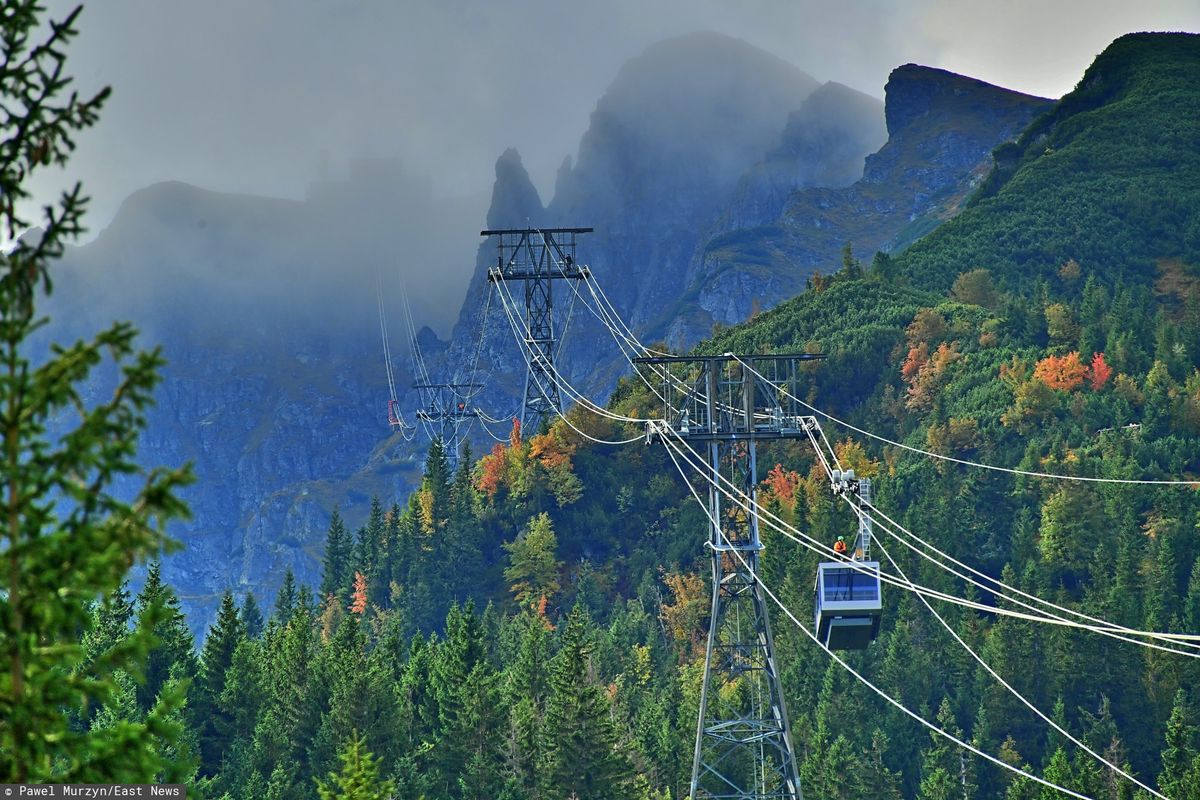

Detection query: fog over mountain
(30, 1), (1200, 335)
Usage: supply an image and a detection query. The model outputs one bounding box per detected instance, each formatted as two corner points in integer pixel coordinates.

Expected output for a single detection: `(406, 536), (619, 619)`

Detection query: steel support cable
(551, 262), (770, 433)
(796, 418), (1200, 651)
(398, 268), (479, 446)
(554, 274), (580, 363)
(545, 259), (722, 420)
(659, 430), (1034, 610)
(583, 266), (675, 358)
(797, 421), (1176, 645)
(376, 279), (399, 403)
(659, 429), (1067, 616)
(547, 264), (676, 404)
(496, 275), (657, 431)
(580, 273), (756, 416)
(859, 497), (1200, 649)
(660, 426), (1200, 656)
(476, 409), (512, 425)
(733, 356), (1200, 487)
(657, 436), (1097, 800)
(453, 281), (495, 403)
(866, 522), (1166, 799)
(400, 282), (434, 390)
(377, 281), (418, 443)
(400, 280), (447, 446)
(491, 270), (643, 426)
(575, 273), (777, 429)
(476, 416), (511, 443)
(504, 269), (1198, 652)
(474, 405), (515, 442)
(844, 499), (1200, 656)
(490, 272), (648, 445)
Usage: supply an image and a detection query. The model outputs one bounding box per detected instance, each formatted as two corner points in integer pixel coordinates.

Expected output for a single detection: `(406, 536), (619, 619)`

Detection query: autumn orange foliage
(1088, 352), (1112, 391)
(1033, 351), (1087, 391)
(763, 464), (801, 510)
(906, 342), (961, 410)
(529, 429), (575, 470)
(349, 571), (368, 614)
(900, 344), (929, 384)
(477, 441), (506, 498)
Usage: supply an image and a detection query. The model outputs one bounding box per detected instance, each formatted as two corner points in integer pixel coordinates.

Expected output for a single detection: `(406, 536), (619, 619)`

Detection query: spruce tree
(543, 605), (635, 800)
(195, 590), (247, 774)
(320, 508), (353, 601)
(425, 439), (453, 528)
(309, 617), (400, 785)
(503, 512), (562, 608)
(1183, 556), (1200, 634)
(207, 636), (266, 798)
(134, 561), (198, 713)
(1160, 689), (1198, 797)
(916, 699), (975, 800)
(81, 581), (135, 667)
(444, 445), (484, 603)
(241, 591), (265, 638)
(274, 569), (298, 624)
(395, 633), (438, 795)
(503, 613), (551, 797)
(352, 499), (386, 596)
(454, 664), (505, 800)
(428, 602), (491, 796)
(90, 670), (141, 731)
(0, 3), (193, 782)
(315, 733), (396, 800)
(252, 598), (318, 791)
(78, 580), (137, 728)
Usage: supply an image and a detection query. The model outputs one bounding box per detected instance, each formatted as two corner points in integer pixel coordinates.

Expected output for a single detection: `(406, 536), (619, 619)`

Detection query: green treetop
(315, 733), (396, 800)
(0, 2), (192, 783)
(543, 605), (635, 800)
(503, 512), (563, 609)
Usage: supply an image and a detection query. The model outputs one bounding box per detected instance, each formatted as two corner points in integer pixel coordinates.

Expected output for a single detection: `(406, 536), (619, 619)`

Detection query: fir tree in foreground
(315, 733), (395, 800)
(0, 1), (192, 782)
(542, 605), (636, 800)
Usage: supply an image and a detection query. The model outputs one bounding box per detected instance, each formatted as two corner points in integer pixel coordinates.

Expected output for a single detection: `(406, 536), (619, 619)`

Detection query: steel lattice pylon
(638, 354), (824, 800)
(483, 227), (591, 433)
(412, 381), (481, 471)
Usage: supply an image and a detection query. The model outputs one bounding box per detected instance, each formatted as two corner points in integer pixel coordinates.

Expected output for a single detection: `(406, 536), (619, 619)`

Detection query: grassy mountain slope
(896, 33), (1200, 293)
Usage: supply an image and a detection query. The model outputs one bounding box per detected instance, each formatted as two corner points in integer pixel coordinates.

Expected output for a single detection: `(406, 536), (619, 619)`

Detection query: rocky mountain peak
(883, 64), (1049, 137)
(486, 148), (543, 230)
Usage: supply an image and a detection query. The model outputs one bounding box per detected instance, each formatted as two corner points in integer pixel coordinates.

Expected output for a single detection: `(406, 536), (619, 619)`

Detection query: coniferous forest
(6, 4), (1200, 800)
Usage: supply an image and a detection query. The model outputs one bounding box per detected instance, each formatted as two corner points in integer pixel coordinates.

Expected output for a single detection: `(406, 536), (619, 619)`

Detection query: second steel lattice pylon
(639, 353), (824, 799)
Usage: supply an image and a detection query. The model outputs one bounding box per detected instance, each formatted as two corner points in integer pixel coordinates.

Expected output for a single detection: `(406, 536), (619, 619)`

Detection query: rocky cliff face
(48, 171), (481, 633)
(715, 81), (886, 234)
(669, 66), (1052, 344)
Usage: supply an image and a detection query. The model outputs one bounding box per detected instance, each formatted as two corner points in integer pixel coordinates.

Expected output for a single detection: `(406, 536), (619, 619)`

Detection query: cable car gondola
(814, 560), (882, 650)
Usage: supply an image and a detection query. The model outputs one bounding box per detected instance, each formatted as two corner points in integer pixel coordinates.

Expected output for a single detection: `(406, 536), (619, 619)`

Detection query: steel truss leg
(689, 442), (802, 800)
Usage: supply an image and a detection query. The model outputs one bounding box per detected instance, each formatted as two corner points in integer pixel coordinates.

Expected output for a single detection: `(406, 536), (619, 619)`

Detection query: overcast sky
(33, 0), (1200, 238)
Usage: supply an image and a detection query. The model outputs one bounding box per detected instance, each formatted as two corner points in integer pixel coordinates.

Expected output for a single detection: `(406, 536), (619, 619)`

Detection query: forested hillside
(894, 32), (1200, 293)
(35, 21), (1200, 800)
